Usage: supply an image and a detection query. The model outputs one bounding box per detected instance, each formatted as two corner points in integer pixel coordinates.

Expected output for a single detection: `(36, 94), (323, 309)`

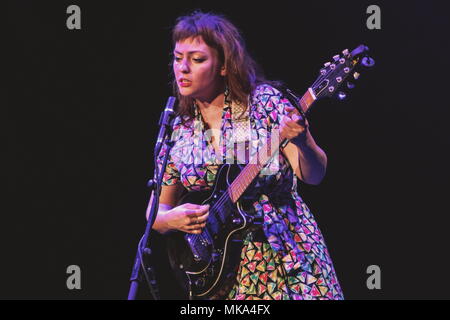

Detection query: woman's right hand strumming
(152, 202), (209, 235)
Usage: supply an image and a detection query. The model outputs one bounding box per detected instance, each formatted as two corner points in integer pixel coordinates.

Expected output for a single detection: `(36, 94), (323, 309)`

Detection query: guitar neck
(227, 88), (317, 203)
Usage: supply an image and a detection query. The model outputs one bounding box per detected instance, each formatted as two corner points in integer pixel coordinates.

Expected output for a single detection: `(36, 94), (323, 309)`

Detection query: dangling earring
(224, 83), (231, 106)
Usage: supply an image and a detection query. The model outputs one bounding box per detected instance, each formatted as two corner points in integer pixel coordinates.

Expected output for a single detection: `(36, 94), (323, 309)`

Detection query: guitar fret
(228, 184), (237, 202)
(300, 89), (315, 114)
(238, 183), (244, 198)
(243, 174), (250, 191)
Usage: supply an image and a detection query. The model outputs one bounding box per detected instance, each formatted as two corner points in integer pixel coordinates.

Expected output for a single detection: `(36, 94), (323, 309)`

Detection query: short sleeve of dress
(251, 84), (299, 178)
(155, 142), (180, 186)
(252, 84), (294, 131)
(154, 117), (182, 186)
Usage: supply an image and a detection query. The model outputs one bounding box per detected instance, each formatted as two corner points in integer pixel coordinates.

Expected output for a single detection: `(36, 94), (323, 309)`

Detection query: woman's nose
(178, 59), (190, 73)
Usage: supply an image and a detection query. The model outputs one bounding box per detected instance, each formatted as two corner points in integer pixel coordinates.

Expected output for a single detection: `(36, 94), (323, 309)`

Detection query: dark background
(4, 0), (449, 299)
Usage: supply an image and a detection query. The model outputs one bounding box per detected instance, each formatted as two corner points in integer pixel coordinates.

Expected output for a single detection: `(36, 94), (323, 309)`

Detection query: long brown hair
(171, 11), (275, 121)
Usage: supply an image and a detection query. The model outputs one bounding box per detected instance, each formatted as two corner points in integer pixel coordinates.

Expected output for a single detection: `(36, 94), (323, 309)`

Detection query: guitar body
(165, 163), (262, 299)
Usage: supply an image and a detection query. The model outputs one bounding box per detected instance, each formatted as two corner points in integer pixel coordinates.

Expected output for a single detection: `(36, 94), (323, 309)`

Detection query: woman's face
(173, 36), (225, 101)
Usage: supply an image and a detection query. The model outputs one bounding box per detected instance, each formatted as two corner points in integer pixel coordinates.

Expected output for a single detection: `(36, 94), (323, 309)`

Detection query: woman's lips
(179, 80), (192, 87)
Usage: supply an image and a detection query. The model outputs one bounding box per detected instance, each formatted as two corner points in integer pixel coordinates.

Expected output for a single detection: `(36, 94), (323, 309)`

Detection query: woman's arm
(280, 106), (327, 185)
(282, 131), (327, 185)
(146, 182), (183, 233)
(146, 182), (209, 234)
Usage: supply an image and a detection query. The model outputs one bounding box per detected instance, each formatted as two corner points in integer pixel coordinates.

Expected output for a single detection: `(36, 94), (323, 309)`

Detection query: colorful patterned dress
(157, 84), (344, 300)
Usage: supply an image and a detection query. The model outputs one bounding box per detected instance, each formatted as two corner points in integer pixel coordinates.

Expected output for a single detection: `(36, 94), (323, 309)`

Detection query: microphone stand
(127, 97), (176, 300)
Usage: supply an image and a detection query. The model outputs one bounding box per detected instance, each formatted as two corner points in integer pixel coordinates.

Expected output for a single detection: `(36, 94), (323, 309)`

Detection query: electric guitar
(166, 45), (375, 299)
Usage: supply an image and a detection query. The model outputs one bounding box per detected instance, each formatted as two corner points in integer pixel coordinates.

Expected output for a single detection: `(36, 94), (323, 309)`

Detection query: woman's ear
(220, 65), (226, 76)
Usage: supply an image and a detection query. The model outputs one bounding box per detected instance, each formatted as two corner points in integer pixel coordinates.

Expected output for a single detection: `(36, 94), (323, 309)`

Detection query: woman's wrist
(152, 209), (171, 234)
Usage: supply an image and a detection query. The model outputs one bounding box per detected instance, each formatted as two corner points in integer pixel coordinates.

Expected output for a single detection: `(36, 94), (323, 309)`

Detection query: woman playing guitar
(148, 10), (344, 300)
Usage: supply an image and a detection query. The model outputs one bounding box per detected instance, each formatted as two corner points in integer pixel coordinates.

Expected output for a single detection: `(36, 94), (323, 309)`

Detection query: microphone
(156, 96), (176, 147)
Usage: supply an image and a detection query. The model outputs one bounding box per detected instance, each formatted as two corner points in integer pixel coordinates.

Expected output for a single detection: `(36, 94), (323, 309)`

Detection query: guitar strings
(188, 165), (242, 244)
(188, 161), (263, 244)
(189, 137), (274, 243)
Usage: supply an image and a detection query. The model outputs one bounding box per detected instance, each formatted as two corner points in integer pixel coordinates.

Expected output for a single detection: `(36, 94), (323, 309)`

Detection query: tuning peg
(330, 63), (336, 70)
(353, 72), (360, 80)
(333, 55), (340, 62)
(362, 56), (375, 67)
(342, 49), (349, 57)
(324, 62), (331, 67)
(338, 91), (347, 100)
(346, 81), (355, 89)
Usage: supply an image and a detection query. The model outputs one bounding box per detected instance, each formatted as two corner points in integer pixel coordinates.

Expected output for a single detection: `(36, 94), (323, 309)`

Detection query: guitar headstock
(311, 44), (375, 101)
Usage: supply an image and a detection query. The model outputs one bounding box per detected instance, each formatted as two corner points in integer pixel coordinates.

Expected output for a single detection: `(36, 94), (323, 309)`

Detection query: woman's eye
(174, 57), (182, 62)
(193, 58), (205, 63)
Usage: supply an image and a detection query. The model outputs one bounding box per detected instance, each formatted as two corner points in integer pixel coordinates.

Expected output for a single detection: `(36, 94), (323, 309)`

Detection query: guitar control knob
(195, 278), (206, 288)
(344, 67), (350, 73)
(339, 58), (345, 64)
(338, 91), (347, 100)
(330, 64), (336, 70)
(353, 72), (360, 80)
(336, 76), (342, 83)
(232, 218), (243, 225)
(328, 86), (335, 93)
